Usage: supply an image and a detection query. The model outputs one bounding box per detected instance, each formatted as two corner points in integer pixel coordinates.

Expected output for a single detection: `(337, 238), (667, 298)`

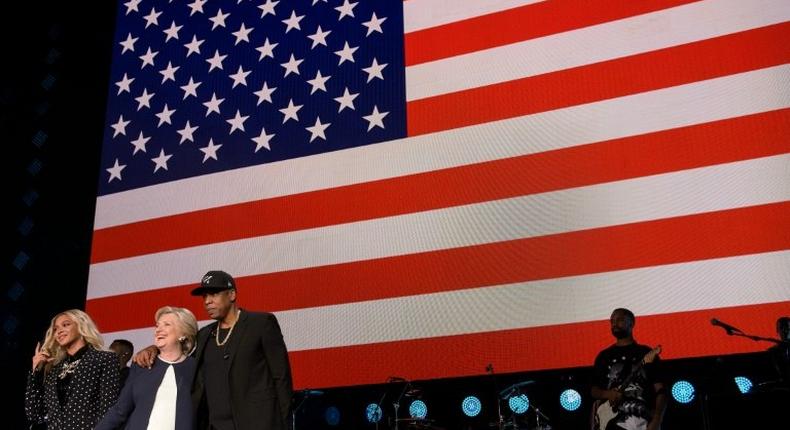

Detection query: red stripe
(288, 302), (790, 388)
(90, 108), (790, 263)
(404, 0), (698, 66)
(407, 22), (790, 136)
(87, 202), (790, 332)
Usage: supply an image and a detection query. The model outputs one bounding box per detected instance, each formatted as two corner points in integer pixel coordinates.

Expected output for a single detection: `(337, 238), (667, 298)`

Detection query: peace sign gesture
(32, 342), (53, 371)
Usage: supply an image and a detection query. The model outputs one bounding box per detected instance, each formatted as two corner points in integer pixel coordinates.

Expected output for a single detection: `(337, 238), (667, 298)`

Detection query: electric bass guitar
(592, 345), (661, 430)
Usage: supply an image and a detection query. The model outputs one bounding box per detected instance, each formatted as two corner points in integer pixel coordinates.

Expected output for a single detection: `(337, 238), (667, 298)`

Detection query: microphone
(301, 389), (324, 396)
(711, 318), (742, 334)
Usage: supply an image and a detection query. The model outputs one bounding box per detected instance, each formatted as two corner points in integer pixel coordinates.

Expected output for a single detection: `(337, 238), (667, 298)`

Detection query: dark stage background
(2, 2), (787, 430)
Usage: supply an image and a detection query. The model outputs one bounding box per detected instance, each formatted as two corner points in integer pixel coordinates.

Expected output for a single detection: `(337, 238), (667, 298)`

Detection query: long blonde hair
(155, 306), (198, 355)
(41, 309), (104, 372)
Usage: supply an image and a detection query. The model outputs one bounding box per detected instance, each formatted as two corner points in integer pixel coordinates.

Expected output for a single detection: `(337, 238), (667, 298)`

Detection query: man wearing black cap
(136, 270), (293, 430)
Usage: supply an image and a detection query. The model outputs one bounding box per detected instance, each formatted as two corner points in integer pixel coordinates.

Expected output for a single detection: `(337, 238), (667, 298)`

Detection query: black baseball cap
(191, 270), (236, 296)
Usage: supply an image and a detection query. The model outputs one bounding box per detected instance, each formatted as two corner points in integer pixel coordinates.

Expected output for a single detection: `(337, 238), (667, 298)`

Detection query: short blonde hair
(155, 306), (198, 355)
(41, 309), (104, 372)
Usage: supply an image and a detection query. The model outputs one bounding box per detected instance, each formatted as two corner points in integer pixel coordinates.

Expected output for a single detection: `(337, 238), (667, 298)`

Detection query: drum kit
(377, 377), (552, 430)
(492, 380), (552, 430)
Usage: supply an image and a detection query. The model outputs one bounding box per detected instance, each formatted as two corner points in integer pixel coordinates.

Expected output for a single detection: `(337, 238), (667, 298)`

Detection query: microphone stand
(291, 395), (307, 430)
(713, 320), (784, 344)
(393, 380), (411, 430)
(374, 387), (387, 430)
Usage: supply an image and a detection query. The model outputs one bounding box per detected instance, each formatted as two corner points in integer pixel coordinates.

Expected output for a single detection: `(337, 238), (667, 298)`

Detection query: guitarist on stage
(591, 308), (667, 430)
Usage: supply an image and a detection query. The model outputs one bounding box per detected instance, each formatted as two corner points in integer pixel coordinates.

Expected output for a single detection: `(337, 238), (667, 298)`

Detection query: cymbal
(499, 380), (535, 397)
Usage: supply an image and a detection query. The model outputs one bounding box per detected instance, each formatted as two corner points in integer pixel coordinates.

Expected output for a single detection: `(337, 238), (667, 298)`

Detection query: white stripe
(93, 65), (790, 229)
(406, 0), (790, 101)
(403, 0), (544, 33)
(88, 154), (790, 299)
(102, 251), (790, 351)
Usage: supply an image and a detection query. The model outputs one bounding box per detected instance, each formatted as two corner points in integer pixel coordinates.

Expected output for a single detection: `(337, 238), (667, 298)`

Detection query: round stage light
(671, 380), (695, 404)
(559, 389), (582, 411)
(366, 403), (382, 423)
(734, 376), (753, 394)
(325, 406), (340, 426)
(409, 400), (428, 419)
(461, 396), (482, 417)
(508, 394), (530, 414)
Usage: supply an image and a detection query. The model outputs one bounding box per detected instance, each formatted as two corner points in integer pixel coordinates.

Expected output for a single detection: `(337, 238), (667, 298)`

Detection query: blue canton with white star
(100, 0), (406, 195)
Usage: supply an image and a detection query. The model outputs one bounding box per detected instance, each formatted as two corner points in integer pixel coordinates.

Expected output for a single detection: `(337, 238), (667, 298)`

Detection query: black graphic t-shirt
(593, 343), (662, 429)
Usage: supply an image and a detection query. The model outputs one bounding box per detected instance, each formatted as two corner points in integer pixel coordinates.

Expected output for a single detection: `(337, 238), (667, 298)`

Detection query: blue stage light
(671, 380), (695, 404)
(559, 389), (582, 411)
(366, 403), (382, 423)
(409, 400), (428, 419)
(461, 396), (482, 417)
(734, 376), (753, 394)
(508, 394), (530, 414)
(325, 406), (340, 426)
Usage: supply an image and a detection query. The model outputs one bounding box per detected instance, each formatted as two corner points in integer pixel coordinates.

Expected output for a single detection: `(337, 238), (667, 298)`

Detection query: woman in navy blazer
(97, 306), (198, 430)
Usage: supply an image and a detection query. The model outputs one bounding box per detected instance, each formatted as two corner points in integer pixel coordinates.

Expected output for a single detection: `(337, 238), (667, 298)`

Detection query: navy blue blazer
(96, 356), (196, 430)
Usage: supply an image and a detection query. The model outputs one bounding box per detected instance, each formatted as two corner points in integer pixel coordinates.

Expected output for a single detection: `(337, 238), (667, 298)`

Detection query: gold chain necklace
(215, 310), (241, 346)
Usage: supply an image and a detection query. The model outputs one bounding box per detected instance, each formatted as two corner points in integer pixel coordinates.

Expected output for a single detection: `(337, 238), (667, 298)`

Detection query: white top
(146, 361), (177, 430)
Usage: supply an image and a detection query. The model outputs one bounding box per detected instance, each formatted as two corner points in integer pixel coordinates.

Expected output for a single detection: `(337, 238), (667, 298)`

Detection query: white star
(152, 149), (172, 173)
(305, 117), (330, 142)
(134, 88), (155, 110)
(307, 25), (331, 49)
(143, 7), (162, 28)
(335, 0), (357, 21)
(180, 77), (201, 99)
(258, 0), (279, 18)
(226, 110), (249, 134)
(184, 35), (204, 57)
(130, 131), (150, 155)
(123, 0), (142, 15)
(200, 138), (222, 162)
(363, 105), (389, 131)
(163, 21), (182, 42)
(111, 115), (130, 138)
(306, 70), (330, 94)
(280, 54), (303, 77)
(334, 42), (358, 65)
(177, 120), (198, 143)
(206, 50), (227, 72)
(334, 87), (358, 112)
(115, 73), (134, 95)
(282, 11), (304, 33)
(229, 66), (251, 88)
(253, 82), (276, 105)
(159, 61), (179, 83)
(209, 9), (230, 30)
(156, 104), (176, 126)
(119, 33), (138, 54)
(203, 93), (224, 116)
(139, 48), (158, 69)
(279, 99), (302, 123)
(362, 12), (386, 36)
(106, 159), (126, 182)
(232, 23), (253, 45)
(256, 38), (278, 60)
(188, 0), (207, 16)
(362, 58), (387, 82)
(252, 127), (274, 152)
(312, 0), (328, 5)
